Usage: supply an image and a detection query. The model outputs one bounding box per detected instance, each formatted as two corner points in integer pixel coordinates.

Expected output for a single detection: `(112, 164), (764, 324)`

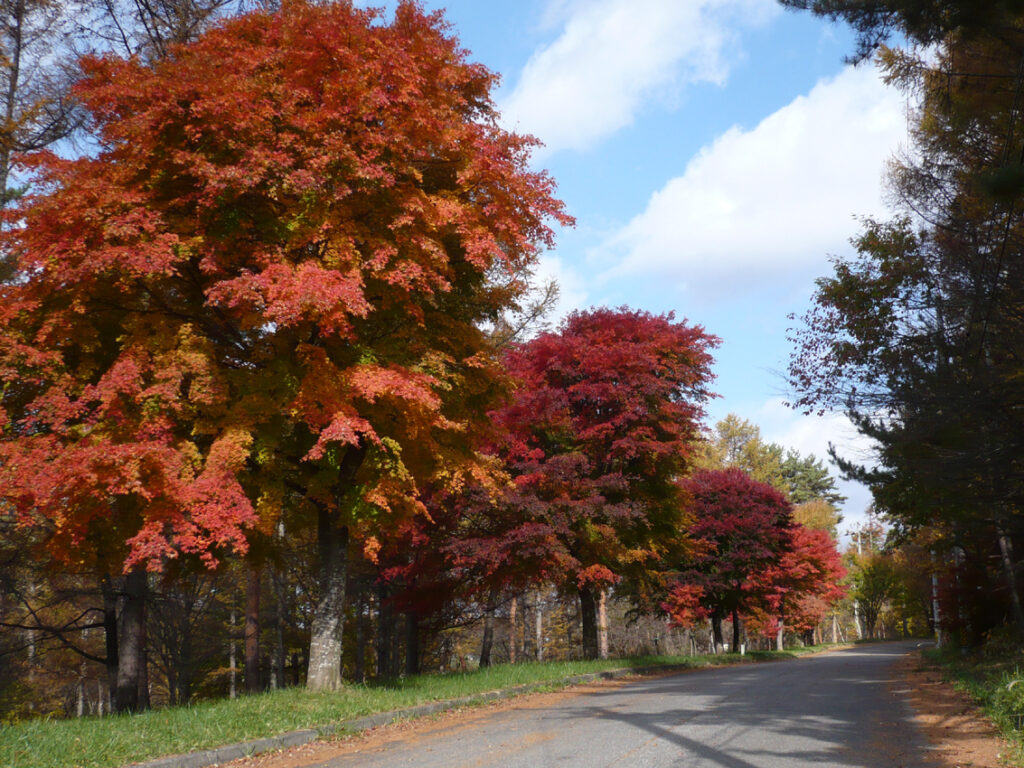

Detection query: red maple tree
(493, 307), (717, 659)
(0, 0), (568, 697)
(664, 468), (794, 651)
(744, 524), (847, 645)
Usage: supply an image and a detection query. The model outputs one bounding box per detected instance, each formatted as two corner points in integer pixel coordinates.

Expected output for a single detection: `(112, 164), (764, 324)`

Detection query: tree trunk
(307, 505), (348, 691)
(508, 596), (517, 665)
(579, 586), (598, 660)
(995, 520), (1024, 640)
(272, 549), (286, 690)
(711, 610), (724, 653)
(376, 584), (392, 678)
(229, 608), (237, 698)
(731, 608), (741, 652)
(405, 610), (419, 676)
(479, 603), (494, 668)
(245, 566), (261, 694)
(535, 597), (544, 661)
(137, 635), (150, 711)
(113, 567), (147, 713)
(100, 574), (119, 694)
(597, 588), (609, 660)
(354, 594), (366, 684)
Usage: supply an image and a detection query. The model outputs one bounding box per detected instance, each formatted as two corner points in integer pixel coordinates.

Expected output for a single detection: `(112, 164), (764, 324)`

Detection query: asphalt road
(316, 642), (938, 768)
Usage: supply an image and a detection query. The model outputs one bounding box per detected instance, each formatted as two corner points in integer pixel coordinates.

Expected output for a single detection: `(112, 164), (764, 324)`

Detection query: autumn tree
(749, 523), (846, 647)
(493, 307), (717, 659)
(664, 468), (794, 652)
(696, 415), (785, 488)
(0, 0), (568, 703)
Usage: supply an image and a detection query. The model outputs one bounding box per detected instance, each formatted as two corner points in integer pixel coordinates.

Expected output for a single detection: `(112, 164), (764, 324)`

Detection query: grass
(0, 644), (838, 768)
(924, 637), (1024, 765)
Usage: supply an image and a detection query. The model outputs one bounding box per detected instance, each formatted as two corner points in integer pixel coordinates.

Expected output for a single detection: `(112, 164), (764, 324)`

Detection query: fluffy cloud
(598, 64), (907, 289)
(499, 0), (777, 156)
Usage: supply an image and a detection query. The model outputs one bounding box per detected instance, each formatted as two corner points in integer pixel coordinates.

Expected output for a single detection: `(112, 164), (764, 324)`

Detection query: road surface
(314, 642), (937, 768)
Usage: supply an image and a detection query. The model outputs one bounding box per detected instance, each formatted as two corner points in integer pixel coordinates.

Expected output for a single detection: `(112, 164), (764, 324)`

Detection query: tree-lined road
(317, 643), (936, 768)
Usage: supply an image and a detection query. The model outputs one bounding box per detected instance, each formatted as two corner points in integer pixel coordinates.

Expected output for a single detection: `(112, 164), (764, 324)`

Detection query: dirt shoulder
(896, 649), (1015, 767)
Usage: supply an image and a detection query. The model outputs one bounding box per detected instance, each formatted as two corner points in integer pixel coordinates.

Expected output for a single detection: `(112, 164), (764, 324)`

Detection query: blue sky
(365, 0), (909, 535)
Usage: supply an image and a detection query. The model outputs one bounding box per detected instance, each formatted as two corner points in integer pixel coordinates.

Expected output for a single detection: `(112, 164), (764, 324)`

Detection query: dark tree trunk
(245, 566), (261, 694)
(353, 593), (366, 684)
(376, 584), (392, 678)
(405, 610), (420, 676)
(306, 506), (348, 691)
(731, 608), (741, 652)
(479, 604), (495, 668)
(272, 565), (285, 690)
(100, 574), (119, 695)
(579, 586), (599, 660)
(113, 567), (147, 713)
(137, 636), (150, 711)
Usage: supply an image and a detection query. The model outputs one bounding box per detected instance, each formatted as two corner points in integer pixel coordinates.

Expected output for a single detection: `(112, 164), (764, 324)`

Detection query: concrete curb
(127, 663), (707, 768)
(127, 650), (852, 768)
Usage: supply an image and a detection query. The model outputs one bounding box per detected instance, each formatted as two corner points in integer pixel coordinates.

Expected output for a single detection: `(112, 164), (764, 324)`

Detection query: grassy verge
(924, 641), (1024, 765)
(0, 644), (838, 768)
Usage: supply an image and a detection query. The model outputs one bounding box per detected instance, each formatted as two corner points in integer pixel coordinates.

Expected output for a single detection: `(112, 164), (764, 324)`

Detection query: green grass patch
(0, 644), (842, 768)
(924, 637), (1024, 766)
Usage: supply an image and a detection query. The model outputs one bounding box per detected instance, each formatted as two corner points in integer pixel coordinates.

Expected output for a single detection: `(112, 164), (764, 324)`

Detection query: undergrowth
(925, 630), (1024, 766)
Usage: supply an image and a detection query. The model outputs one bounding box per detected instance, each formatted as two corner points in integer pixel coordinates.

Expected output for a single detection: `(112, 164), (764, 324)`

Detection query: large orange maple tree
(0, 0), (568, 697)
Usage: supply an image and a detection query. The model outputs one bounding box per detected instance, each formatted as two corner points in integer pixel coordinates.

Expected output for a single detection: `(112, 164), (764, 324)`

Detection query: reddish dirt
(896, 651), (1013, 768)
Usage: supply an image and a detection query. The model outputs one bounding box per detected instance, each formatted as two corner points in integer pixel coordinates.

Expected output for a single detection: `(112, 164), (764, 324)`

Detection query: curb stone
(127, 654), (817, 768)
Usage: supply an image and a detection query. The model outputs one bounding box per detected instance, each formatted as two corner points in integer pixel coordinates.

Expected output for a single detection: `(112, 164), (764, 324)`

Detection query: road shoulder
(897, 648), (1012, 767)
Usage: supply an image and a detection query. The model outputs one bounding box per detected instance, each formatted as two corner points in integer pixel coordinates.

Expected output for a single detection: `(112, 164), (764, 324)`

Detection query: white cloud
(499, 0), (777, 156)
(597, 64), (907, 290)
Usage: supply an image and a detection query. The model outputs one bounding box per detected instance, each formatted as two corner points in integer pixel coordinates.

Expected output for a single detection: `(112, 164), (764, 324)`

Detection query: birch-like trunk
(597, 589), (609, 660)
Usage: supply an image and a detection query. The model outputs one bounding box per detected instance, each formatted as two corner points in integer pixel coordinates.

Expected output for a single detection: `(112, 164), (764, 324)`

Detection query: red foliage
(664, 468), (793, 627)
(0, 1), (568, 573)
(744, 524), (847, 638)
(491, 307), (718, 594)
